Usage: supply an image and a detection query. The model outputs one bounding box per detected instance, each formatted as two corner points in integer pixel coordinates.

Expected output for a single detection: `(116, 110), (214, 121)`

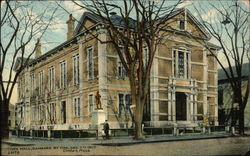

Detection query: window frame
(48, 66), (55, 92)
(87, 46), (94, 80)
(172, 47), (191, 79)
(72, 54), (80, 85)
(73, 97), (81, 117)
(59, 60), (67, 89)
(118, 93), (131, 114)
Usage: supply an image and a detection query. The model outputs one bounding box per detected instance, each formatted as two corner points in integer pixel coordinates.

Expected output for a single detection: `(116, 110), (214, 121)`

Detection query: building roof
(218, 63), (249, 81)
(74, 8), (211, 39)
(27, 8), (212, 67)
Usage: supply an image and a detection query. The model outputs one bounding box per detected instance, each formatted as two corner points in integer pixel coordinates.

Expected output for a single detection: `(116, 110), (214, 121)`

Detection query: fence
(13, 125), (228, 139)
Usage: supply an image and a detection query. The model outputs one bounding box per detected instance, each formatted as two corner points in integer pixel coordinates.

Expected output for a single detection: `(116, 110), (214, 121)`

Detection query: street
(2, 137), (250, 156)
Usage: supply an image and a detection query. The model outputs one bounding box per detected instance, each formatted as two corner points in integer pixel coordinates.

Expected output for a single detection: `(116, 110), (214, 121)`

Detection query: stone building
(14, 9), (219, 135)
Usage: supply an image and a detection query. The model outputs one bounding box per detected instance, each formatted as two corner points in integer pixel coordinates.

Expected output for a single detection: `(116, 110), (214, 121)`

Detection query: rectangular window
(173, 48), (190, 79)
(88, 94), (94, 114)
(125, 94), (131, 111)
(178, 51), (184, 78)
(48, 66), (55, 92)
(117, 46), (127, 78)
(61, 101), (66, 124)
(118, 93), (131, 114)
(73, 97), (80, 117)
(179, 19), (185, 30)
(73, 54), (80, 85)
(143, 46), (149, 69)
(49, 103), (56, 121)
(87, 47), (94, 79)
(30, 74), (35, 94)
(60, 61), (67, 89)
(119, 94), (124, 113)
(38, 71), (44, 94)
(118, 60), (127, 78)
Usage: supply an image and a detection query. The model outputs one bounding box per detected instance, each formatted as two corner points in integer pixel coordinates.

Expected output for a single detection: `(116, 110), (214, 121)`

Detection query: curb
(94, 135), (232, 146)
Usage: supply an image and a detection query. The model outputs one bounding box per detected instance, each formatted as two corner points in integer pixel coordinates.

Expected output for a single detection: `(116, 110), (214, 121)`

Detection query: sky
(1, 0), (249, 104)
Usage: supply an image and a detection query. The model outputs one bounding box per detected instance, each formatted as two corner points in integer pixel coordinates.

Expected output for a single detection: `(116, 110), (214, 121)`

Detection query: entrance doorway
(176, 92), (187, 121)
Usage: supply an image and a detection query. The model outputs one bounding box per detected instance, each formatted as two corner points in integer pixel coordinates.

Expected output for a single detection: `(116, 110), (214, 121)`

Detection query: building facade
(14, 9), (219, 133)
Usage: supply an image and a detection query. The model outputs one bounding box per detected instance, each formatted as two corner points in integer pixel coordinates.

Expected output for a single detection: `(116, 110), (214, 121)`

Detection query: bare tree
(0, 0), (58, 139)
(194, 1), (249, 135)
(70, 0), (182, 139)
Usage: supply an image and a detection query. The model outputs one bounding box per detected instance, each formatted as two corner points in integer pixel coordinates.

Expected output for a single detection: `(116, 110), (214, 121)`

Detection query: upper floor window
(87, 46), (94, 80)
(118, 93), (131, 114)
(73, 54), (80, 85)
(30, 74), (35, 94)
(73, 97), (80, 117)
(179, 19), (185, 30)
(173, 48), (190, 79)
(118, 59), (127, 78)
(88, 94), (94, 114)
(143, 46), (149, 69)
(60, 61), (67, 89)
(38, 71), (44, 94)
(117, 46), (127, 78)
(48, 66), (55, 92)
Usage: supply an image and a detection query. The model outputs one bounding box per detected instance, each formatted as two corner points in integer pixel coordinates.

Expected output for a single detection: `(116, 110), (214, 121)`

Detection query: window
(118, 93), (131, 114)
(60, 61), (67, 89)
(88, 94), (94, 114)
(179, 19), (185, 30)
(30, 74), (35, 94)
(61, 101), (66, 124)
(173, 48), (190, 78)
(117, 46), (127, 78)
(73, 54), (80, 85)
(87, 46), (94, 79)
(38, 71), (44, 94)
(218, 88), (224, 106)
(143, 46), (149, 69)
(41, 105), (46, 121)
(73, 97), (80, 117)
(49, 103), (56, 121)
(118, 59), (127, 78)
(48, 66), (55, 92)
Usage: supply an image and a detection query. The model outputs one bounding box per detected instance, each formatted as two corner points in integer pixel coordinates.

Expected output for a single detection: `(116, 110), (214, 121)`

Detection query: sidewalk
(2, 132), (234, 146)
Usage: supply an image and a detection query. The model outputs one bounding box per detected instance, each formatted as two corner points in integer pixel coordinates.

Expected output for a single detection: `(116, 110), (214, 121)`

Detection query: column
(184, 51), (187, 79)
(186, 93), (190, 121)
(78, 37), (84, 122)
(172, 90), (176, 121)
(168, 89), (172, 121)
(150, 46), (159, 126)
(67, 95), (72, 123)
(97, 27), (108, 119)
(194, 94), (197, 121)
(190, 93), (194, 121)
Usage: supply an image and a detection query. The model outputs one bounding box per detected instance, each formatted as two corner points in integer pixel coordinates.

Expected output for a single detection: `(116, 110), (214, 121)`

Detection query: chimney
(66, 14), (75, 40)
(35, 39), (41, 58)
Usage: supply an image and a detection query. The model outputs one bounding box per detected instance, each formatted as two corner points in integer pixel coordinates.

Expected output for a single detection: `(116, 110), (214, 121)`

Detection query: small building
(218, 63), (250, 128)
(14, 9), (219, 136)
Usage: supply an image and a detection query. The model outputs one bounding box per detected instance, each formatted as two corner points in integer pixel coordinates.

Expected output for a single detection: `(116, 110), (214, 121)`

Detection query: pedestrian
(103, 120), (109, 139)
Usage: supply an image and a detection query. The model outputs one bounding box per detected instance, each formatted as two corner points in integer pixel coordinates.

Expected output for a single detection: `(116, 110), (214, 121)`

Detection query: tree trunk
(238, 106), (245, 135)
(134, 101), (144, 139)
(1, 99), (10, 139)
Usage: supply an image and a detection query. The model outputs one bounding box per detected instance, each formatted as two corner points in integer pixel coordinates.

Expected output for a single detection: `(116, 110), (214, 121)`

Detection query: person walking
(103, 120), (110, 139)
